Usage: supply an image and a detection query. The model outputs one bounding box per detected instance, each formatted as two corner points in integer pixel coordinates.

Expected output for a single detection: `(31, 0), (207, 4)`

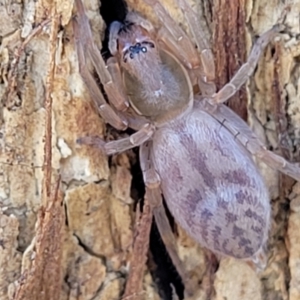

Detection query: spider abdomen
(151, 105), (270, 259)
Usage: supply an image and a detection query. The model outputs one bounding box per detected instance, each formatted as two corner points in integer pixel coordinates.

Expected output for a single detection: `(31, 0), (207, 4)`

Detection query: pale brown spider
(73, 0), (300, 294)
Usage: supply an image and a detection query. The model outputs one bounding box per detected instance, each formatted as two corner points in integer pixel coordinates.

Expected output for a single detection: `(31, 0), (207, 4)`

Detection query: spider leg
(198, 99), (300, 181)
(176, 0), (215, 89)
(143, 0), (215, 96)
(209, 25), (281, 105)
(106, 57), (129, 111)
(74, 39), (128, 130)
(143, 0), (199, 67)
(73, 0), (129, 115)
(140, 141), (196, 297)
(77, 123), (155, 155)
(125, 11), (155, 33)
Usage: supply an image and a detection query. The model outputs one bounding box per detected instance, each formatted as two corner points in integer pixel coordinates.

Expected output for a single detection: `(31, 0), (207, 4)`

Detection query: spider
(73, 0), (300, 295)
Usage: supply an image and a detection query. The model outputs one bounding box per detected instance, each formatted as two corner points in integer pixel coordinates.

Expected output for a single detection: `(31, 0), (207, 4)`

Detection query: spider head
(117, 25), (156, 63)
(109, 22), (159, 74)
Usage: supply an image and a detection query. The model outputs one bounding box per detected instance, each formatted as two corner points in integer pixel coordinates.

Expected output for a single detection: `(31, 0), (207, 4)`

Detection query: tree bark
(0, 0), (299, 299)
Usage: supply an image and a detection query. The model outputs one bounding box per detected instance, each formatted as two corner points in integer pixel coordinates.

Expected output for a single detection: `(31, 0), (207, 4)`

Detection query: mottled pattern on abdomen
(151, 107), (270, 259)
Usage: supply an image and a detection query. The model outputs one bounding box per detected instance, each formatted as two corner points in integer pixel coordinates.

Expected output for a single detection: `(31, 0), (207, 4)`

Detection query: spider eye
(129, 46), (134, 51)
(136, 42), (141, 47)
(141, 47), (147, 53)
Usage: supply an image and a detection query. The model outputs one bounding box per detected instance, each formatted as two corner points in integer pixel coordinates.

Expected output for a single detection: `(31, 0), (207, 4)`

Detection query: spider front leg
(140, 142), (196, 297)
(142, 0), (199, 69)
(143, 0), (216, 95)
(74, 39), (128, 130)
(175, 0), (215, 86)
(73, 0), (129, 127)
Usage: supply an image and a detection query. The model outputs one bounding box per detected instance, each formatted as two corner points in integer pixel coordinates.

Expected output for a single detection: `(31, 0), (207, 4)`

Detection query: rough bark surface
(0, 0), (300, 299)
